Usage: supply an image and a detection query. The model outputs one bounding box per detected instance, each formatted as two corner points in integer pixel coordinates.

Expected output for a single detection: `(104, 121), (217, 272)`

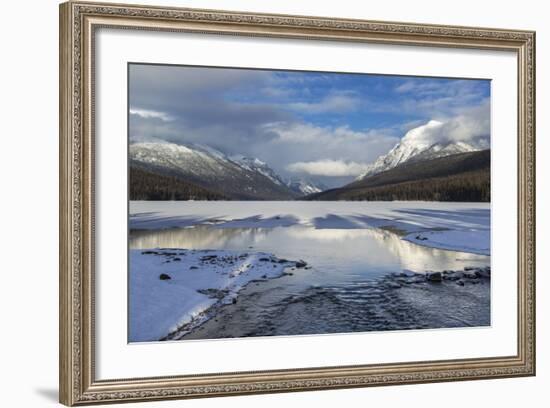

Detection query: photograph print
(128, 63), (491, 343)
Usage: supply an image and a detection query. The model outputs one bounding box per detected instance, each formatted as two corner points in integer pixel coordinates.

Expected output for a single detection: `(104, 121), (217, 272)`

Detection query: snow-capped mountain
(286, 178), (326, 195)
(310, 149), (490, 201)
(356, 120), (489, 180)
(130, 142), (296, 200)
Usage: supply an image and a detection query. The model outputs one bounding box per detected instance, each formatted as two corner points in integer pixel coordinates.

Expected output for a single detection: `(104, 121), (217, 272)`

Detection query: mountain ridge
(355, 120), (489, 180)
(130, 142), (297, 200)
(129, 137), (490, 202)
(130, 142), (325, 200)
(306, 149), (490, 202)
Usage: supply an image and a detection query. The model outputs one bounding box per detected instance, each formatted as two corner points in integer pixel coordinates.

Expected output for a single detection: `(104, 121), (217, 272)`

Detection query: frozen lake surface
(129, 201), (490, 342)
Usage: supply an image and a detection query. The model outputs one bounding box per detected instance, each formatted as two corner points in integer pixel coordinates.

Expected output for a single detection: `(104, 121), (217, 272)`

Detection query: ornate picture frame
(59, 1), (535, 405)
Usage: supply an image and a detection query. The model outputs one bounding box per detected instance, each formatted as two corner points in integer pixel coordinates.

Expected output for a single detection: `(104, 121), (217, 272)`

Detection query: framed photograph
(59, 1), (536, 405)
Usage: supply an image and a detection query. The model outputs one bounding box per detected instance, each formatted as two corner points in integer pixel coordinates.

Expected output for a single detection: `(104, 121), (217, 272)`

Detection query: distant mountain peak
(286, 178), (326, 195)
(230, 155), (286, 187)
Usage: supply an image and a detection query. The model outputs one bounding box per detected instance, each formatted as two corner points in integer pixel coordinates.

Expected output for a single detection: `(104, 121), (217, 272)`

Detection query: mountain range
(129, 142), (324, 200)
(129, 128), (490, 202)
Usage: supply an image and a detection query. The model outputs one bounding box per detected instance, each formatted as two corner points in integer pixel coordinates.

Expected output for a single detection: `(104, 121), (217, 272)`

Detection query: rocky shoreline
(385, 266), (491, 287)
(177, 264), (491, 340)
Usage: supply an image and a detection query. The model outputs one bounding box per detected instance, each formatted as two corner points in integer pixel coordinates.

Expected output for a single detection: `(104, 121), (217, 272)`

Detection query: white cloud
(130, 107), (173, 122)
(265, 122), (397, 147)
(252, 122), (399, 181)
(401, 101), (490, 147)
(287, 160), (370, 177)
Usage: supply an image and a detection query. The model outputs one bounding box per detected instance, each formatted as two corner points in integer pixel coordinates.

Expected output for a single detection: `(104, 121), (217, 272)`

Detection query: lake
(129, 201), (491, 340)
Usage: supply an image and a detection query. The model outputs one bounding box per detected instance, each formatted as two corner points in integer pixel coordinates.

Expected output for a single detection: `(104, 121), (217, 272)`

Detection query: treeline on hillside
(130, 166), (227, 200)
(348, 149), (490, 190)
(316, 170), (490, 202)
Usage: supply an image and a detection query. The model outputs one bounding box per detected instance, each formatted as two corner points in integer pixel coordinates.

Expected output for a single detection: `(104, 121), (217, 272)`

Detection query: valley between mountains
(130, 136), (490, 202)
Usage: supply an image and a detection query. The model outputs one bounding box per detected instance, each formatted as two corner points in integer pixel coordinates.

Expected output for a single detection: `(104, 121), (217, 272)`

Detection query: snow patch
(129, 248), (297, 342)
(403, 230), (490, 256)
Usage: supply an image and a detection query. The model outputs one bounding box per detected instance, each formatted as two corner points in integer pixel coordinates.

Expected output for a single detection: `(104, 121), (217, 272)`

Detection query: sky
(129, 63), (490, 187)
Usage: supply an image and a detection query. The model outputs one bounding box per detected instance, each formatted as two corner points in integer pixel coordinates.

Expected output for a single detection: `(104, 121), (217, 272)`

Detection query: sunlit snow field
(129, 201), (491, 342)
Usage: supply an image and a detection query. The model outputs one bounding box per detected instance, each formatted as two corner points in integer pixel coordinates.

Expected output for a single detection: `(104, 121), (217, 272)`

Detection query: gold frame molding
(59, 1), (536, 405)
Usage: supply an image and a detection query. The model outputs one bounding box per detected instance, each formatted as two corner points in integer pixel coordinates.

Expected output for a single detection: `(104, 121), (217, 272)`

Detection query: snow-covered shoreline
(130, 246), (490, 342)
(129, 248), (306, 342)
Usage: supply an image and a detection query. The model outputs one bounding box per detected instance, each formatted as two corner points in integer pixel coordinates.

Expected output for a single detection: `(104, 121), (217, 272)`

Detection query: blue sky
(129, 64), (490, 186)
(226, 71), (489, 130)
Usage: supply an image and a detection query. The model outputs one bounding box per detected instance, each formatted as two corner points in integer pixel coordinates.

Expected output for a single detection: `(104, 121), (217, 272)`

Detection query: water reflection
(131, 224), (491, 339)
(130, 225), (489, 284)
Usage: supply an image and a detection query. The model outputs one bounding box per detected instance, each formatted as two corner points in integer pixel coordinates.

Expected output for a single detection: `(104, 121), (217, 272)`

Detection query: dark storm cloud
(129, 64), (295, 153)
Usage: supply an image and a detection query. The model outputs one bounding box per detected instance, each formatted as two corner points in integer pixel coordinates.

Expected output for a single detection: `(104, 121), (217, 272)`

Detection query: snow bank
(403, 230), (490, 256)
(129, 248), (298, 342)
